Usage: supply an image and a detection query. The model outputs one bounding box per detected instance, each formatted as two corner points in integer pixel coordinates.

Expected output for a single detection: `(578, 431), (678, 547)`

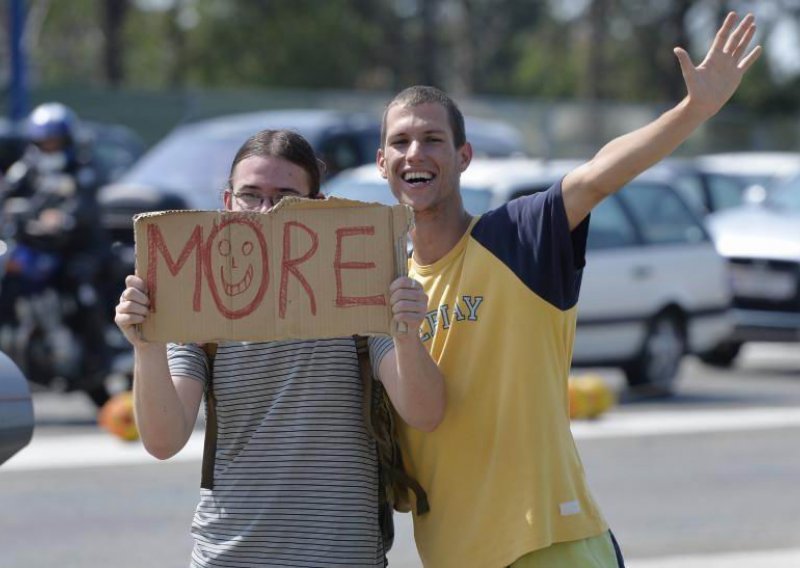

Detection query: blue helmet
(26, 102), (79, 145)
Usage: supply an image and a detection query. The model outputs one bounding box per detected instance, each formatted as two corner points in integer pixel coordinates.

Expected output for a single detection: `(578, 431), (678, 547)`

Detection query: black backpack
(199, 337), (429, 561)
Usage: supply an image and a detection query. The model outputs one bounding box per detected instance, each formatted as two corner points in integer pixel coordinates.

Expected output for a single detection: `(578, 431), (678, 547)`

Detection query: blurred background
(2, 1), (800, 567)
(3, 0), (800, 153)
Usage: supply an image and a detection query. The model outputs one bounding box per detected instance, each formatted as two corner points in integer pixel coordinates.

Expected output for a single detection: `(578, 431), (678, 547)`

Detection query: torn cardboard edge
(133, 197), (413, 343)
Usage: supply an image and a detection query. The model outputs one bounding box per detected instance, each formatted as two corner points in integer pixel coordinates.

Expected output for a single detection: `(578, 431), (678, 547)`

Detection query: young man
(377, 12), (760, 568)
(115, 129), (445, 567)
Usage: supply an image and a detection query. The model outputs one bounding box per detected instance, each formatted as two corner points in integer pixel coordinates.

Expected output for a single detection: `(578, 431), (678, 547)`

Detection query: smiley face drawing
(203, 215), (269, 319)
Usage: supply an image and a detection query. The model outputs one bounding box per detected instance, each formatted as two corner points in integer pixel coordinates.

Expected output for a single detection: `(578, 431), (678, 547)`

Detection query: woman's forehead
(231, 155), (311, 193)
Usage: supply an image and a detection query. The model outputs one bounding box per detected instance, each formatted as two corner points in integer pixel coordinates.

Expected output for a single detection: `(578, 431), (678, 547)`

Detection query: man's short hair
(381, 86), (466, 149)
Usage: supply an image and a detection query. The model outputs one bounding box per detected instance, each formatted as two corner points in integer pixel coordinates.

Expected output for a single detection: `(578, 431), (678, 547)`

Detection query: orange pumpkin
(98, 391), (139, 441)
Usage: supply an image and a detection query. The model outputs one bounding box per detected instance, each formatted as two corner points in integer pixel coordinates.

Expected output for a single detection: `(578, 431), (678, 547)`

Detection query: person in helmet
(0, 103), (113, 406)
(4, 102), (101, 238)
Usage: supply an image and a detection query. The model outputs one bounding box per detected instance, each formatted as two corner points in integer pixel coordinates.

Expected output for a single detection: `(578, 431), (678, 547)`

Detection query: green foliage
(29, 0), (104, 85)
(20, 0), (800, 115)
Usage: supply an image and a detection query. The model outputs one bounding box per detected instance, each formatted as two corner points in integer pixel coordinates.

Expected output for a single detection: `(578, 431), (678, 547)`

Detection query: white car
(694, 152), (800, 203)
(325, 159), (733, 392)
(704, 172), (800, 366)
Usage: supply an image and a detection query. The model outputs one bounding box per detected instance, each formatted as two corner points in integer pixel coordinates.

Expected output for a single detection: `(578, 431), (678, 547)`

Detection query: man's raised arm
(562, 11), (762, 230)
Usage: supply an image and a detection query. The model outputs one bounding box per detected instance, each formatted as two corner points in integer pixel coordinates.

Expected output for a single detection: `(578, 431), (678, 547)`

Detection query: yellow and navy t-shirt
(400, 181), (608, 568)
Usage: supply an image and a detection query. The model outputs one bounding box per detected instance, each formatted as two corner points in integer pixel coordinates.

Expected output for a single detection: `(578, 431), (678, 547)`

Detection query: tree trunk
(102, 0), (129, 87)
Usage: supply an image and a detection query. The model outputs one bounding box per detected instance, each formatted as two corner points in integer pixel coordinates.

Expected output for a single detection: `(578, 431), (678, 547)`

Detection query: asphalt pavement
(2, 343), (799, 568)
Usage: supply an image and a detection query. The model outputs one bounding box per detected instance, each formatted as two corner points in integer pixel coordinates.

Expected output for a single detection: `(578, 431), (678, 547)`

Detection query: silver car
(0, 351), (34, 466)
(325, 159), (733, 392)
(705, 172), (800, 366)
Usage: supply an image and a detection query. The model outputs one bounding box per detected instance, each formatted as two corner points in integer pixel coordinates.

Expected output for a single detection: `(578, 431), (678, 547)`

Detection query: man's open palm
(674, 12), (762, 118)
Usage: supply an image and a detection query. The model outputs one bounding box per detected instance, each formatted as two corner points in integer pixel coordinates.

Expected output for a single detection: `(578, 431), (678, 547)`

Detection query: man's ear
(457, 142), (473, 173)
(377, 148), (388, 179)
(222, 189), (233, 210)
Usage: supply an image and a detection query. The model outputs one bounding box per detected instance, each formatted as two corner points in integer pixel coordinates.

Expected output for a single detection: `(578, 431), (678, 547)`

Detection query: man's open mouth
(402, 171), (435, 186)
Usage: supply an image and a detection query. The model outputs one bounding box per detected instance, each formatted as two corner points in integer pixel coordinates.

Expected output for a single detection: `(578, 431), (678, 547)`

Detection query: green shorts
(509, 531), (624, 568)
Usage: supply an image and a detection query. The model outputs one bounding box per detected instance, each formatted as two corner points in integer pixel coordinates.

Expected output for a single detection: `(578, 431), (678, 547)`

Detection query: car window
(319, 135), (363, 177)
(769, 175), (800, 211)
(120, 127), (245, 203)
(586, 196), (638, 250)
(705, 173), (747, 211)
(620, 182), (708, 245)
(668, 173), (708, 215)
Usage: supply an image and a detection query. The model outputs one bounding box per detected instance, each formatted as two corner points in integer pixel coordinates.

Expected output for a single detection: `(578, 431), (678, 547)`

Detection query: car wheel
(698, 341), (742, 368)
(624, 311), (686, 393)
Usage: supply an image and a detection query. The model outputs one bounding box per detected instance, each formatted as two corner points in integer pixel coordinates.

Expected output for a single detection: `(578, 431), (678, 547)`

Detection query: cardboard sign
(133, 197), (412, 342)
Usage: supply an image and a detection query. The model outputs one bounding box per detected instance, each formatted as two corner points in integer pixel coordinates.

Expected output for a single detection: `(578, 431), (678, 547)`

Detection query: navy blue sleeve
(470, 179), (589, 310)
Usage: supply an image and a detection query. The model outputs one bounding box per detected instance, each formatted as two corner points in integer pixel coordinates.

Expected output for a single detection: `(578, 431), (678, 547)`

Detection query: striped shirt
(167, 336), (394, 568)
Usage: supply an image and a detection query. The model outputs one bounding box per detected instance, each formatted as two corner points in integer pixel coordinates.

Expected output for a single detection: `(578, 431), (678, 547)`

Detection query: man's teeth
(403, 172), (433, 183)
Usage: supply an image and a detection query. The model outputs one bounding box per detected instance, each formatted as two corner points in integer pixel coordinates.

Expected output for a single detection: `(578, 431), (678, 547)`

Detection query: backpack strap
(354, 335), (430, 516)
(200, 342), (218, 490)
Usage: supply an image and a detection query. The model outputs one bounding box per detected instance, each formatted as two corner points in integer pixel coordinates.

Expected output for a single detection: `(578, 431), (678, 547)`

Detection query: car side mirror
(0, 351), (34, 466)
(743, 184), (767, 206)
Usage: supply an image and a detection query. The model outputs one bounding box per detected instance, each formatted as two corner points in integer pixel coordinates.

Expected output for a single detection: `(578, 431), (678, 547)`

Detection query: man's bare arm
(377, 277), (445, 432)
(562, 11), (762, 230)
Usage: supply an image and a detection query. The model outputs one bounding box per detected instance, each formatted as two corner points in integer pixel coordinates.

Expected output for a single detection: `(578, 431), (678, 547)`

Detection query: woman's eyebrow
(234, 184), (301, 194)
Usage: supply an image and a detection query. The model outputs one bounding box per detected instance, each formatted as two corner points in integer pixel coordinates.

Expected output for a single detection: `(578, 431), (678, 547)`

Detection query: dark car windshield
(118, 122), (281, 208)
(769, 175), (800, 211)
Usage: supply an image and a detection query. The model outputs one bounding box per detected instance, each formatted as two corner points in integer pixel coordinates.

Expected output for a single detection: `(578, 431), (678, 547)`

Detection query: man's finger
(724, 13), (754, 55)
(710, 11), (737, 53)
(731, 23), (756, 60)
(673, 47), (694, 81)
(738, 45), (762, 72)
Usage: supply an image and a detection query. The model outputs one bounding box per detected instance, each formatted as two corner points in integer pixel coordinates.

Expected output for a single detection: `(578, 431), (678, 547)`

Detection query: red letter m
(146, 224), (204, 312)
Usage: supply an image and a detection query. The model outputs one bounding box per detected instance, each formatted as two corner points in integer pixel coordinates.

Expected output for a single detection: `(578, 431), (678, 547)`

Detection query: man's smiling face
(377, 102), (472, 215)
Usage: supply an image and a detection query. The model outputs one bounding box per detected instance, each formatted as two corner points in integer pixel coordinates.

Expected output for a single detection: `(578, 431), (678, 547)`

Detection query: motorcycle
(0, 175), (130, 408)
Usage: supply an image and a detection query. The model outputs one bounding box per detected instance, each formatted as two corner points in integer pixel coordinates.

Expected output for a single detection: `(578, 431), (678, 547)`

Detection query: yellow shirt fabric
(399, 183), (608, 568)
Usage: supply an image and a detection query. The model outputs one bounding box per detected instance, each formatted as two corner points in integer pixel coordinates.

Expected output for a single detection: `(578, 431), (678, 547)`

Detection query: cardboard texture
(133, 197), (412, 343)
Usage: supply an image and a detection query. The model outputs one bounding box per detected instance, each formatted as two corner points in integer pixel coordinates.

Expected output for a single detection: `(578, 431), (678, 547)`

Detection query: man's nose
(406, 139), (424, 160)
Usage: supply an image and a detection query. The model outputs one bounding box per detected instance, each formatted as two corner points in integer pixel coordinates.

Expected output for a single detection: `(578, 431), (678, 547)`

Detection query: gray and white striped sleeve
(368, 335), (394, 373)
(166, 342), (209, 386)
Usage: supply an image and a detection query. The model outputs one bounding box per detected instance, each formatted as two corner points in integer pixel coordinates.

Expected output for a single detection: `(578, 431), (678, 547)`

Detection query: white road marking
(4, 406), (800, 473)
(627, 548), (800, 568)
(570, 406), (800, 439)
(1, 431), (204, 472)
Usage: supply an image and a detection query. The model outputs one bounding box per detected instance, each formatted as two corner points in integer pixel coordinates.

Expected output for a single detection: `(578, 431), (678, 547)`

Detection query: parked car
(704, 172), (800, 366)
(644, 157), (750, 217)
(325, 158), (733, 392)
(97, 109), (528, 243)
(693, 151), (800, 207)
(0, 351), (34, 466)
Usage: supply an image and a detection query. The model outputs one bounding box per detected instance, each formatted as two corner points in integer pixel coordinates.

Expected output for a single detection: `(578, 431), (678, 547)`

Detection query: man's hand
(379, 276), (445, 431)
(675, 11), (762, 119)
(562, 11), (762, 229)
(388, 276), (428, 339)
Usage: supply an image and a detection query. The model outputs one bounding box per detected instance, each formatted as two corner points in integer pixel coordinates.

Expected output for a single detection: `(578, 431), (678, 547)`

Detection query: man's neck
(411, 205), (472, 266)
